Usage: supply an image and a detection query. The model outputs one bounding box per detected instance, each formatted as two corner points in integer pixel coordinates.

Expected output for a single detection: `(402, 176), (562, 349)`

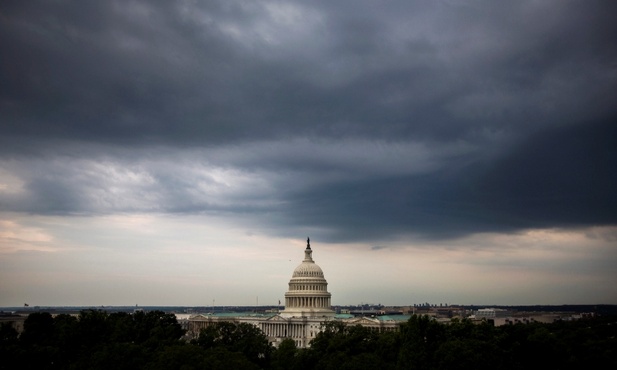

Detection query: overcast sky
(1, 0), (616, 308)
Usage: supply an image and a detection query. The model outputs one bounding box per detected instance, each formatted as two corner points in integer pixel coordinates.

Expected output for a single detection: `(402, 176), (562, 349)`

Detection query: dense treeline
(301, 315), (617, 370)
(1, 311), (616, 369)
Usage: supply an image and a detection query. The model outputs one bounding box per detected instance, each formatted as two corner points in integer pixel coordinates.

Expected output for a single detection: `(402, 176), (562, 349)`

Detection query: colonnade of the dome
(285, 296), (331, 308)
(288, 283), (328, 291)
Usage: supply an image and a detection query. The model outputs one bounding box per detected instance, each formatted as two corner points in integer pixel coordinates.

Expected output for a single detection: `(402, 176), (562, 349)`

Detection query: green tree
(134, 311), (185, 349)
(18, 312), (59, 369)
(307, 321), (347, 354)
(374, 330), (400, 366)
(434, 338), (502, 370)
(20, 312), (55, 346)
(195, 321), (272, 368)
(51, 314), (79, 368)
(106, 311), (136, 343)
(308, 322), (395, 370)
(272, 338), (298, 370)
(76, 309), (110, 348)
(397, 315), (446, 369)
(145, 343), (206, 370)
(201, 347), (261, 370)
(75, 342), (147, 370)
(0, 322), (20, 370)
(0, 322), (18, 345)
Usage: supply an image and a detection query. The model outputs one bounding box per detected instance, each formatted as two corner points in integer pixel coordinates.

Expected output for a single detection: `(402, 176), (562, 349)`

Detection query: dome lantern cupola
(304, 237), (313, 261)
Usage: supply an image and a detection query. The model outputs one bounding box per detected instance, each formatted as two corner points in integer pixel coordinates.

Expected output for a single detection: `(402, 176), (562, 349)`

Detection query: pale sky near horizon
(1, 0), (616, 307)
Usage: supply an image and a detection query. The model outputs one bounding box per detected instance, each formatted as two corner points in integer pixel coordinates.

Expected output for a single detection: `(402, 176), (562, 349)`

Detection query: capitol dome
(292, 255), (325, 278)
(280, 238), (335, 318)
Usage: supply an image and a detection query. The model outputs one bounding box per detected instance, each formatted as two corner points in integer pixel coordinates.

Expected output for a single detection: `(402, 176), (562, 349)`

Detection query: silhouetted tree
(20, 312), (55, 346)
(144, 343), (205, 370)
(195, 321), (272, 368)
(4, 310), (617, 370)
(272, 338), (298, 370)
(0, 322), (18, 344)
(397, 314), (446, 369)
(0, 322), (20, 370)
(308, 322), (395, 370)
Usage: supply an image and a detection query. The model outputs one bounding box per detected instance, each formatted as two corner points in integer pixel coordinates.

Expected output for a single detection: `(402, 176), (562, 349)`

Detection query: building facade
(280, 239), (334, 319)
(188, 238), (402, 347)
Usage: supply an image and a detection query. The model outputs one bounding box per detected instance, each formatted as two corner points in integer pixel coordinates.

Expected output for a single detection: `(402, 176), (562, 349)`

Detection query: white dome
(280, 238), (335, 318)
(292, 251), (325, 278)
(292, 263), (324, 277)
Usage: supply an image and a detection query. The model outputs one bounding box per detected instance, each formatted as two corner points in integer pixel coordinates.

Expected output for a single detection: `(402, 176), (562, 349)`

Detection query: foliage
(0, 310), (186, 370)
(294, 314), (617, 370)
(271, 338), (298, 370)
(194, 321), (272, 368)
(1, 311), (616, 369)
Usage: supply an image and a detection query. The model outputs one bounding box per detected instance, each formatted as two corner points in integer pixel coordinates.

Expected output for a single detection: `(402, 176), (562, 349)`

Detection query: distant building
(471, 308), (582, 326)
(188, 238), (404, 348)
(0, 313), (27, 334)
(475, 308), (511, 318)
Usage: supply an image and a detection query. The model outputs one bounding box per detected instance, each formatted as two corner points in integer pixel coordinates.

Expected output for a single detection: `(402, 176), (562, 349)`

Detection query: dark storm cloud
(1, 0), (616, 242)
(275, 120), (617, 241)
(3, 0), (615, 147)
(474, 120), (617, 226)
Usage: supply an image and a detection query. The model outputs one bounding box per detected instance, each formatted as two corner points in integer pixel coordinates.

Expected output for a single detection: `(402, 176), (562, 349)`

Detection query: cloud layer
(1, 0), (616, 244)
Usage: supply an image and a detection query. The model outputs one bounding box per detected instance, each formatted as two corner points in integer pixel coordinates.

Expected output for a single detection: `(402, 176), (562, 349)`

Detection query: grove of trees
(1, 310), (615, 369)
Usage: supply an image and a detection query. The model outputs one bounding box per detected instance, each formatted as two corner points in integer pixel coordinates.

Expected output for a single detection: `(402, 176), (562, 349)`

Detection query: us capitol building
(188, 238), (402, 348)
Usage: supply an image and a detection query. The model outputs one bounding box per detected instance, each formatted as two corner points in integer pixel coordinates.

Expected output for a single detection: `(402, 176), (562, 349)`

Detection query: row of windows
(294, 271), (323, 277)
(289, 284), (327, 291)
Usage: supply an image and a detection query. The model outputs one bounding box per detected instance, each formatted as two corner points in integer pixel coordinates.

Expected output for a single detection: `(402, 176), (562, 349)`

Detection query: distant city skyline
(1, 0), (616, 307)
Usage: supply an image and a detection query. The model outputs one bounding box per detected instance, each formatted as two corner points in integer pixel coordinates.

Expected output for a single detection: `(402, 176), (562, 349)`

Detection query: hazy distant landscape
(4, 304), (617, 313)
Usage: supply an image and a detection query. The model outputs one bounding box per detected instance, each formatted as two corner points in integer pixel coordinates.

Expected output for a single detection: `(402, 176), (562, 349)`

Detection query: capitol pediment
(266, 315), (289, 322)
(189, 314), (211, 320)
(345, 317), (380, 325)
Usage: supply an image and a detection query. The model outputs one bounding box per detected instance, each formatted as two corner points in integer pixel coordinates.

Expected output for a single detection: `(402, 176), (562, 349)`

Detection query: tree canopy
(1, 311), (615, 369)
